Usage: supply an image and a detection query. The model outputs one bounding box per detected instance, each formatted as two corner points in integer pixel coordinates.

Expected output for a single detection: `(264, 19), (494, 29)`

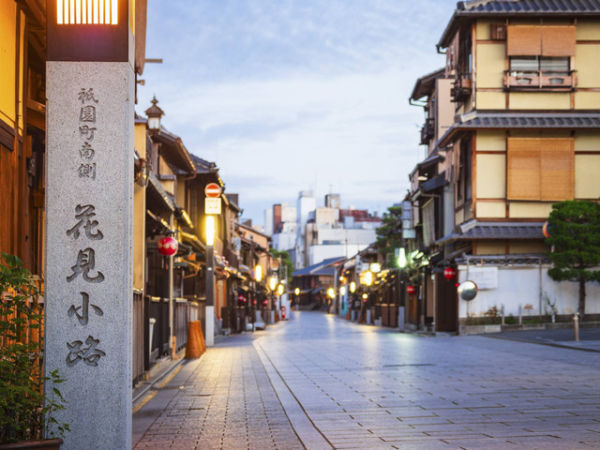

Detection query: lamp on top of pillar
(145, 96), (164, 132)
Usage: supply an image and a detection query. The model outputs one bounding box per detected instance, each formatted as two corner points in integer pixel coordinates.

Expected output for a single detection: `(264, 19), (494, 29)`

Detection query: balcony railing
(420, 118), (435, 145)
(504, 70), (576, 91)
(450, 74), (472, 102)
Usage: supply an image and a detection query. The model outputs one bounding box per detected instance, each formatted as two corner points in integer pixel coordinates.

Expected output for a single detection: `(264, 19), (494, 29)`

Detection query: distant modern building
(267, 191), (381, 269)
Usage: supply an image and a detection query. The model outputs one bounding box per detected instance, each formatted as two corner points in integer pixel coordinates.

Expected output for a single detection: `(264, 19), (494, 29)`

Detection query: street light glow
(327, 287), (335, 299)
(254, 264), (262, 282)
(294, 287), (300, 296)
(57, 0), (119, 25)
(269, 275), (278, 291)
(349, 281), (356, 293)
(277, 284), (284, 296)
(397, 248), (407, 268)
(340, 286), (346, 296)
(205, 215), (215, 246)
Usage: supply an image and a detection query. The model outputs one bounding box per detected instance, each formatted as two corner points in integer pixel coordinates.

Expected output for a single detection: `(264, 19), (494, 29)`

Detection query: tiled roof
(459, 0), (600, 14)
(437, 221), (545, 244)
(292, 257), (344, 277)
(438, 0), (600, 48)
(438, 112), (600, 147)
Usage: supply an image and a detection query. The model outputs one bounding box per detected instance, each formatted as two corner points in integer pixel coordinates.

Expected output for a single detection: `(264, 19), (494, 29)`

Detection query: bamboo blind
(507, 138), (541, 200)
(507, 26), (575, 56)
(507, 26), (542, 56)
(507, 137), (574, 201)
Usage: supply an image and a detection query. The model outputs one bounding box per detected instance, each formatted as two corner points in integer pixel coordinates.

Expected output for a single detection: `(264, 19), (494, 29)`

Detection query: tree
(271, 249), (294, 280)
(375, 205), (403, 268)
(546, 200), (600, 319)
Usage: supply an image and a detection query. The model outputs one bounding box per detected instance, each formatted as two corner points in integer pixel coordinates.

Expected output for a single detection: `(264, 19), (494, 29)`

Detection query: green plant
(504, 314), (517, 325)
(0, 253), (70, 443)
(546, 200), (600, 319)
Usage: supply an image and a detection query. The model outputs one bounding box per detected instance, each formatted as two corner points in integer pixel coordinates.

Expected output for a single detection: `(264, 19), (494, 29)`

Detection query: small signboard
(205, 197), (221, 214)
(205, 183), (222, 198)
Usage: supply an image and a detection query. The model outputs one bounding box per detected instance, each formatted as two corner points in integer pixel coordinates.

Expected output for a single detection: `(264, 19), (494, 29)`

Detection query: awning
(438, 112), (600, 147)
(180, 231), (205, 253)
(421, 171), (447, 193)
(147, 172), (175, 212)
(437, 221), (545, 245)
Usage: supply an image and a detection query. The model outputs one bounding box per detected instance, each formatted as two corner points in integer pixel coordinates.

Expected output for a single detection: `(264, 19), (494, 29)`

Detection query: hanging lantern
(407, 285), (416, 295)
(542, 221), (552, 238)
(444, 267), (456, 281)
(158, 236), (178, 256)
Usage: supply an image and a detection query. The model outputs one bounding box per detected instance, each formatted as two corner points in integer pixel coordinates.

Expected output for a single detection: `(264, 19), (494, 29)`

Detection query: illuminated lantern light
(542, 221), (552, 238)
(444, 267), (456, 281)
(277, 284), (285, 296)
(158, 236), (178, 256)
(407, 285), (416, 295)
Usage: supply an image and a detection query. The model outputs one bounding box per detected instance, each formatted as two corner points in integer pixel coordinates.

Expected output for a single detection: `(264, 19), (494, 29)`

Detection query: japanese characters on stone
(78, 88), (98, 180)
(65, 93), (107, 366)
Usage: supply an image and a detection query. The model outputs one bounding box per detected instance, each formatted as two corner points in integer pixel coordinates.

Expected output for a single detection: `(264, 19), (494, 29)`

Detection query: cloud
(139, 0), (453, 222)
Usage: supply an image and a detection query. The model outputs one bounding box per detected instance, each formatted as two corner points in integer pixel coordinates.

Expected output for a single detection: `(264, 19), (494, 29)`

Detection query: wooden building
(409, 0), (600, 331)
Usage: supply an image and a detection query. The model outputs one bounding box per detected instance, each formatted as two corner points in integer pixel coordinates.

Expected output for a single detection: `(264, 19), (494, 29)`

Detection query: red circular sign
(444, 267), (456, 281)
(158, 236), (178, 256)
(407, 285), (416, 295)
(205, 183), (222, 198)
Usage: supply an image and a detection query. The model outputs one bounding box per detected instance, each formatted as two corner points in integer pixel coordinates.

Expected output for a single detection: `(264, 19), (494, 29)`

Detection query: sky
(137, 0), (452, 226)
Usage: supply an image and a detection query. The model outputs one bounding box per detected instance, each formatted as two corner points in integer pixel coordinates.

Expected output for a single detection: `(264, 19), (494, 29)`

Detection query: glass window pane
(540, 57), (569, 73)
(510, 57), (538, 72)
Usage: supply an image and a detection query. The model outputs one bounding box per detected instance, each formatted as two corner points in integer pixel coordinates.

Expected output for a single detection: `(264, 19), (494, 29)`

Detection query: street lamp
(277, 284), (285, 296)
(294, 287), (300, 296)
(205, 215), (216, 346)
(145, 96), (164, 132)
(254, 264), (263, 283)
(397, 248), (407, 269)
(340, 286), (347, 296)
(269, 274), (278, 292)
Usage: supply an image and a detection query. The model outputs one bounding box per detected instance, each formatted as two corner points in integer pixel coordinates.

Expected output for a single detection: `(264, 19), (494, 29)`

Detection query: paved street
(134, 312), (600, 449)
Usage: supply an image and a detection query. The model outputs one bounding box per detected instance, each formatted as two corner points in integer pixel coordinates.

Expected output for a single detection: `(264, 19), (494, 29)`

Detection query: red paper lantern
(542, 221), (552, 238)
(158, 236), (178, 256)
(444, 267), (456, 280)
(407, 285), (416, 295)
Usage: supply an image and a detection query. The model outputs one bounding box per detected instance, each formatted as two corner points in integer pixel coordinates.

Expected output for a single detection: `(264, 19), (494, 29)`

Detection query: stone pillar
(44, 61), (134, 449)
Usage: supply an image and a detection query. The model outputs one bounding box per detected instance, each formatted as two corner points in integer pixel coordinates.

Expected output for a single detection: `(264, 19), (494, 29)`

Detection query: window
(507, 138), (574, 201)
(505, 26), (575, 89)
(457, 137), (472, 204)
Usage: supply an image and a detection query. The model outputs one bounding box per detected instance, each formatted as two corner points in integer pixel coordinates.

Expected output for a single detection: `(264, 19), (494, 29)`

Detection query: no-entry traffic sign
(205, 183), (222, 198)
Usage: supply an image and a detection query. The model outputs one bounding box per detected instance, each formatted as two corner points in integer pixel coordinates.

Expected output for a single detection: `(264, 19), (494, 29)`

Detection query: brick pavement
(134, 312), (600, 449)
(133, 334), (303, 450)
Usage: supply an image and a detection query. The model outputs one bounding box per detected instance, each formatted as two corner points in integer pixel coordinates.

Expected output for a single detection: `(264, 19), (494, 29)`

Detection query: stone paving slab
(134, 312), (600, 449)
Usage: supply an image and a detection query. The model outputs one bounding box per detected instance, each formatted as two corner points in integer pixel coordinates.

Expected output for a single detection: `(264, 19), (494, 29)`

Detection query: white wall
(309, 243), (369, 266)
(264, 208), (273, 236)
(272, 231), (296, 252)
(458, 264), (600, 318)
(317, 228), (376, 246)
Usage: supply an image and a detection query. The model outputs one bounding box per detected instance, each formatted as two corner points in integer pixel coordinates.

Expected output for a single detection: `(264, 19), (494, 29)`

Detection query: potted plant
(0, 253), (69, 448)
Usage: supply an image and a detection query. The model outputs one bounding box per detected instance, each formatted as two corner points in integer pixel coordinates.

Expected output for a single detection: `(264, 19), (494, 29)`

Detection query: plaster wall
(458, 265), (600, 318)
(477, 201), (506, 218)
(509, 202), (553, 218)
(476, 154), (506, 198)
(509, 92), (570, 110)
(476, 91), (505, 109)
(476, 43), (505, 88)
(574, 44), (600, 88)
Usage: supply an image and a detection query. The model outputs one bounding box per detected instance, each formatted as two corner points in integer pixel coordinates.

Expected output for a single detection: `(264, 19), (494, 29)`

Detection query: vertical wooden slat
(507, 26), (542, 56)
(507, 138), (541, 200)
(542, 26), (576, 57)
(541, 138), (574, 201)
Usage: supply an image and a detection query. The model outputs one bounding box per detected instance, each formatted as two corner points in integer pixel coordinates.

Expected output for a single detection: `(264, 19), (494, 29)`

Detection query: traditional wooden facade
(409, 0), (600, 330)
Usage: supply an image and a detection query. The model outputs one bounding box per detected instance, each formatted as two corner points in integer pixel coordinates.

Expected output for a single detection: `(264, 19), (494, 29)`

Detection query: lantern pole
(205, 216), (216, 346)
